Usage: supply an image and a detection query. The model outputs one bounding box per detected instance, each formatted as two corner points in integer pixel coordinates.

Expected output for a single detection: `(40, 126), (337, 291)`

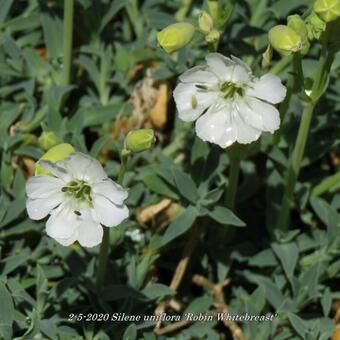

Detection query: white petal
(92, 194), (129, 227)
(205, 53), (250, 83)
(54, 230), (78, 246)
(205, 53), (234, 81)
(26, 192), (64, 220)
(63, 152), (107, 182)
(179, 65), (219, 84)
(92, 179), (128, 205)
(77, 212), (103, 247)
(246, 73), (286, 104)
(247, 97), (280, 132)
(236, 99), (263, 130)
(230, 64), (251, 84)
(234, 111), (261, 144)
(26, 175), (64, 199)
(45, 204), (81, 239)
(231, 56), (252, 73)
(195, 104), (228, 145)
(217, 108), (238, 148)
(173, 82), (217, 122)
(38, 161), (72, 182)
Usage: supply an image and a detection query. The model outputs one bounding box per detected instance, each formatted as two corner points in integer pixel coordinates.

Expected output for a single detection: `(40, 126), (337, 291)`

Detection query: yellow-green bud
(38, 131), (62, 151)
(198, 11), (214, 33)
(314, 0), (340, 22)
(287, 15), (310, 54)
(305, 12), (326, 40)
(268, 25), (302, 55)
(157, 23), (195, 53)
(205, 30), (220, 43)
(124, 129), (155, 153)
(35, 143), (75, 175)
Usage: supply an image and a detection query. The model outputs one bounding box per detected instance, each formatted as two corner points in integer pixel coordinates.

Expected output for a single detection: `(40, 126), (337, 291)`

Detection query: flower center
(62, 180), (92, 205)
(219, 81), (245, 99)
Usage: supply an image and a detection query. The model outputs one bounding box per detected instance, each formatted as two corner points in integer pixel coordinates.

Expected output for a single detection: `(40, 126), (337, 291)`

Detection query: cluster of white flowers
(25, 53), (286, 248)
(173, 53), (286, 148)
(26, 152), (129, 248)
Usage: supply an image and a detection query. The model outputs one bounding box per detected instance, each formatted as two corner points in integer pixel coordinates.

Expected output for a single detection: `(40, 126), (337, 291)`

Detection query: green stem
(225, 158), (240, 210)
(175, 0), (192, 20)
(275, 28), (335, 233)
(270, 55), (292, 75)
(273, 53), (301, 144)
(61, 0), (74, 86)
(96, 153), (129, 293)
(275, 102), (315, 232)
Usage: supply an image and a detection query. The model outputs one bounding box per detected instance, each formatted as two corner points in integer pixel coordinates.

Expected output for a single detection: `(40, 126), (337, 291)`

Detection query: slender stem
(96, 229), (110, 293)
(275, 27), (335, 233)
(175, 0), (192, 20)
(117, 153), (129, 185)
(225, 158), (240, 210)
(270, 55), (292, 75)
(61, 0), (74, 86)
(273, 53), (301, 144)
(275, 103), (315, 231)
(96, 153), (129, 293)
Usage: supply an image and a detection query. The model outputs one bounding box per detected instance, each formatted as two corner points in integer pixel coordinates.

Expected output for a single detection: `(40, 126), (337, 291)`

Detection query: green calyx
(220, 81), (245, 99)
(287, 15), (310, 54)
(268, 25), (302, 55)
(62, 180), (92, 206)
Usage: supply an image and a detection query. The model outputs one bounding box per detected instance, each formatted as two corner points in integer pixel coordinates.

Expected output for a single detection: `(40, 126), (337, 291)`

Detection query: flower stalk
(96, 152), (129, 293)
(225, 157), (240, 210)
(275, 27), (336, 233)
(61, 0), (74, 86)
(273, 53), (302, 144)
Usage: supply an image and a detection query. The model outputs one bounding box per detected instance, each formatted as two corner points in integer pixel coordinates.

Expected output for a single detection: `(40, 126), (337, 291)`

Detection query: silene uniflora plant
(1, 0), (340, 339)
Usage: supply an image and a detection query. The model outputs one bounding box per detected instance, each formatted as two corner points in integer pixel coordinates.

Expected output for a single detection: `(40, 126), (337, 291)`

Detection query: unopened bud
(124, 129), (155, 154)
(314, 0), (340, 22)
(38, 131), (62, 151)
(35, 143), (75, 175)
(157, 23), (195, 53)
(198, 11), (214, 33)
(287, 15), (310, 54)
(268, 25), (302, 55)
(206, 30), (220, 43)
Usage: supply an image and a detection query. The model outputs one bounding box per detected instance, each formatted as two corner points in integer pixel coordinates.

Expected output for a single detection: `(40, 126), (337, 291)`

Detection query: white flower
(173, 53), (287, 148)
(26, 152), (129, 248)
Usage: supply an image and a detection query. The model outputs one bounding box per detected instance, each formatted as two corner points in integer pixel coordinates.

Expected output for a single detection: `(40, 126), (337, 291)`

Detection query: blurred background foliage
(0, 0), (339, 339)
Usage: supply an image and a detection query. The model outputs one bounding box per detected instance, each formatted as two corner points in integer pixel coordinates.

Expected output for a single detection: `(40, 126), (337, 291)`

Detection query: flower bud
(268, 25), (302, 55)
(314, 0), (340, 22)
(35, 143), (75, 175)
(157, 23), (195, 53)
(124, 129), (155, 154)
(305, 12), (326, 40)
(205, 30), (220, 43)
(38, 131), (62, 151)
(198, 11), (214, 33)
(287, 15), (310, 54)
